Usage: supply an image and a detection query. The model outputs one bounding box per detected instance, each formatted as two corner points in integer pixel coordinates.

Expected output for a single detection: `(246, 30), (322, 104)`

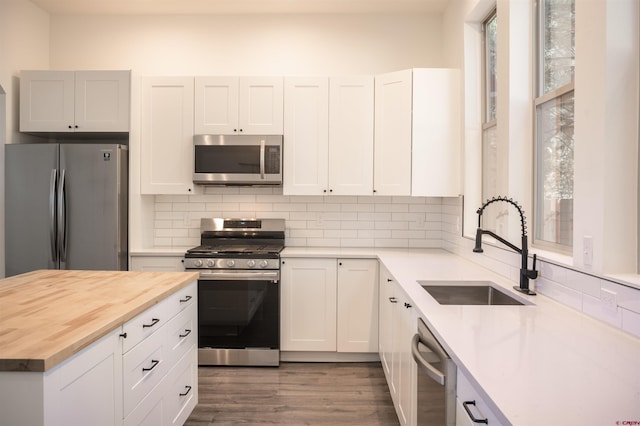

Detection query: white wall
(0, 0), (49, 143)
(48, 14), (444, 75)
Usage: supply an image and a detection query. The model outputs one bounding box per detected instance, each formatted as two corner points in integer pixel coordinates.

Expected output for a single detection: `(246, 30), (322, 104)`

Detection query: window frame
(533, 0), (575, 254)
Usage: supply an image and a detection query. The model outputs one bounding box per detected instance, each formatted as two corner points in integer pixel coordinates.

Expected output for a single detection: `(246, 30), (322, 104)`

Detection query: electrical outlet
(583, 236), (593, 266)
(601, 288), (617, 310)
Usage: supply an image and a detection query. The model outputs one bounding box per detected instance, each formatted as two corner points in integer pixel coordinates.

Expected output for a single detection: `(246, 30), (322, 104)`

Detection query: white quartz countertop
(282, 247), (640, 425)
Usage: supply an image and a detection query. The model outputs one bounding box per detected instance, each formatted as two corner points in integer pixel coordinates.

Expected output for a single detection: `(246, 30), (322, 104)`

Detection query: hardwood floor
(185, 362), (400, 425)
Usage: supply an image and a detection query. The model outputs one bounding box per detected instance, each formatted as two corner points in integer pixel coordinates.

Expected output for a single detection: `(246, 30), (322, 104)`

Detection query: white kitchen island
(0, 269), (199, 426)
(282, 247), (640, 425)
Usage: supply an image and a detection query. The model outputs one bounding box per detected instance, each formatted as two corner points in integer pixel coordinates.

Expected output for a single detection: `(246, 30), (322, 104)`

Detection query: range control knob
(259, 260), (269, 268)
(226, 260), (235, 268)
(194, 259), (203, 267)
(207, 259), (216, 267)
(247, 260), (256, 268)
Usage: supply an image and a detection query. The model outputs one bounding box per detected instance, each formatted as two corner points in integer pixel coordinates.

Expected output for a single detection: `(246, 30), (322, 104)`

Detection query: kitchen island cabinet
(0, 270), (198, 426)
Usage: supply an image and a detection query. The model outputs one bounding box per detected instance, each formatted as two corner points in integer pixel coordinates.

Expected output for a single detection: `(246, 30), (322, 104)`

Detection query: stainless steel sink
(418, 280), (530, 305)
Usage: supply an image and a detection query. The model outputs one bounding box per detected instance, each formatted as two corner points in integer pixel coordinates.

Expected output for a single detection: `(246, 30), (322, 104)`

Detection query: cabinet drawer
(122, 325), (169, 417)
(166, 281), (197, 319)
(456, 370), (505, 426)
(164, 347), (198, 426)
(123, 395), (164, 426)
(166, 304), (197, 367)
(122, 298), (169, 353)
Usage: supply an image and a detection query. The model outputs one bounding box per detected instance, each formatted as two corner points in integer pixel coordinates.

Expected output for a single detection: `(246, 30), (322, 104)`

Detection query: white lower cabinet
(0, 281), (197, 426)
(379, 264), (417, 426)
(42, 328), (124, 426)
(456, 369), (505, 426)
(122, 281), (198, 426)
(280, 257), (378, 354)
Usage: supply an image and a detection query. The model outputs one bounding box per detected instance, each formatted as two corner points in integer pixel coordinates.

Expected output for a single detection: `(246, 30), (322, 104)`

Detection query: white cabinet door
(374, 69), (412, 196)
(239, 76), (284, 134)
(20, 70), (75, 132)
(379, 267), (417, 426)
(456, 370), (506, 426)
(194, 76), (239, 135)
(396, 290), (417, 426)
(194, 76), (283, 135)
(411, 68), (461, 197)
(283, 77), (329, 195)
(379, 265), (395, 385)
(328, 76), (374, 196)
(130, 256), (185, 272)
(74, 70), (130, 132)
(280, 258), (337, 351)
(140, 76), (196, 194)
(20, 70), (130, 132)
(337, 259), (379, 353)
(43, 329), (123, 426)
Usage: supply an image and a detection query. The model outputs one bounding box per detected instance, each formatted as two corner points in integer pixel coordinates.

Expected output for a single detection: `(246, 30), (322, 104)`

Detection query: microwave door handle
(260, 139), (265, 180)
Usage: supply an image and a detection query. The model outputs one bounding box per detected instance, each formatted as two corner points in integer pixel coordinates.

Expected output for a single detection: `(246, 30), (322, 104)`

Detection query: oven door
(197, 270), (280, 366)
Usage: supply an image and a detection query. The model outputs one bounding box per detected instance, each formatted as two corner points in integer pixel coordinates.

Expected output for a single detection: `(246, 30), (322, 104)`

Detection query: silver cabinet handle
(411, 333), (446, 385)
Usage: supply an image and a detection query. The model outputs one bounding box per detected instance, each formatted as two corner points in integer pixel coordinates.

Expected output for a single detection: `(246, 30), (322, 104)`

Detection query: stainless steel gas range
(184, 218), (284, 367)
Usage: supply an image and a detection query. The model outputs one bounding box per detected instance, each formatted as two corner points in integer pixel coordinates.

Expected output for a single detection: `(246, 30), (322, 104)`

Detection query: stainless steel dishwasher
(412, 318), (457, 425)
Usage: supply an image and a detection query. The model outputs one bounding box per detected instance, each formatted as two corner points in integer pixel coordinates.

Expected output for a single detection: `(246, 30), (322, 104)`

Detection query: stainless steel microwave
(193, 134), (283, 185)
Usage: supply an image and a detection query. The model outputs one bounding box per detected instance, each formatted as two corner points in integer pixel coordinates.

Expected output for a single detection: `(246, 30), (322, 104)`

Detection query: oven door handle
(197, 270), (280, 281)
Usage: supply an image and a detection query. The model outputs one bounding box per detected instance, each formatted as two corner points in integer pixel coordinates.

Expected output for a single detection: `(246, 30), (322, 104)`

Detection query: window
(482, 10), (499, 231)
(534, 0), (575, 251)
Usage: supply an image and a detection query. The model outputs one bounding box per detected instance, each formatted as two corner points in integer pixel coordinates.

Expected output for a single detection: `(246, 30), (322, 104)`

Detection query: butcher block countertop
(0, 270), (199, 372)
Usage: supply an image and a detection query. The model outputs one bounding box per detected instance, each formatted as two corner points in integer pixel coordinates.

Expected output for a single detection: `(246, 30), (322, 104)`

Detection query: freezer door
(59, 144), (128, 271)
(5, 144), (60, 277)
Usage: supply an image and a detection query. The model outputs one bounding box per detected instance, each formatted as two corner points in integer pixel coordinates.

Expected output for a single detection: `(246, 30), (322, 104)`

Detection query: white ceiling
(29, 0), (451, 16)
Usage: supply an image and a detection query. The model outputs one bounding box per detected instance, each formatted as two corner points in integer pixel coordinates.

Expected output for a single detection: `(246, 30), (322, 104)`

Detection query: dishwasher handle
(411, 333), (446, 385)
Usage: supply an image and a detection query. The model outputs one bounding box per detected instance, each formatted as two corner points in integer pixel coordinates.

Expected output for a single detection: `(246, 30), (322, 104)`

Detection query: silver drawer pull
(179, 329), (192, 338)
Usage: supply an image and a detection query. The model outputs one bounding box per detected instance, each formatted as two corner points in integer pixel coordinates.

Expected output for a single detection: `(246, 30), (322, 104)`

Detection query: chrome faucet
(473, 196), (538, 295)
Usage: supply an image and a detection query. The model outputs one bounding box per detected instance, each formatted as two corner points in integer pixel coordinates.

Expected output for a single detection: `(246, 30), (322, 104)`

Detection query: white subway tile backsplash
(582, 294), (623, 328)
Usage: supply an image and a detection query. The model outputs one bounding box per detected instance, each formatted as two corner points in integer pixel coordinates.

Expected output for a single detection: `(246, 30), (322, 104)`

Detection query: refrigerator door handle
(49, 169), (58, 263)
(57, 169), (67, 263)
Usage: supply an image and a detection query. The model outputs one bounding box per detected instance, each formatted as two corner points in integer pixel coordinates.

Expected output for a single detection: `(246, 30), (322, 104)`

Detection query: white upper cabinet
(329, 76), (374, 196)
(411, 68), (461, 197)
(374, 69), (413, 196)
(194, 76), (283, 135)
(283, 77), (330, 195)
(374, 68), (461, 197)
(20, 70), (130, 133)
(283, 75), (374, 196)
(140, 76), (196, 195)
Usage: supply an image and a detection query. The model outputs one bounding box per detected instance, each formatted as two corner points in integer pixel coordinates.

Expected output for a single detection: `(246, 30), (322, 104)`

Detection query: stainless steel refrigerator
(5, 143), (128, 277)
